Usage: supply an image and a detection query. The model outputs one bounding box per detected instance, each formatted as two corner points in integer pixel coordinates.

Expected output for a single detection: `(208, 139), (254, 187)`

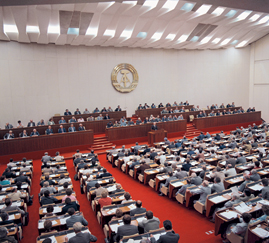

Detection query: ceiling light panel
(178, 34), (188, 43)
(258, 15), (269, 24)
(26, 26), (40, 33)
(3, 24), (18, 33)
(220, 38), (231, 45)
(212, 38), (220, 44)
(104, 29), (115, 37)
(48, 25), (60, 34)
(180, 3), (195, 12)
(196, 4), (212, 15)
(151, 32), (163, 40)
(121, 30), (133, 38)
(211, 7), (225, 16)
(143, 0), (158, 9)
(249, 14), (261, 21)
(236, 11), (252, 21)
(162, 0), (178, 11)
(236, 40), (248, 48)
(166, 33), (176, 40)
(137, 32), (147, 38)
(225, 10), (237, 18)
(86, 27), (98, 36)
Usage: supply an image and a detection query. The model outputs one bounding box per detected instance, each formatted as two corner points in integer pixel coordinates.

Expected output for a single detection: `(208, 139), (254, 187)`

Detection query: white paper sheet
(210, 196), (227, 204)
(172, 182), (184, 187)
(128, 204), (136, 210)
(249, 185), (264, 191)
(252, 227), (269, 238)
(219, 211), (238, 219)
(41, 235), (57, 243)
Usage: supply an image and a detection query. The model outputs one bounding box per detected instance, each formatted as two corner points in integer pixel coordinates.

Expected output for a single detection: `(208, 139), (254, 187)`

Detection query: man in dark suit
(151, 122), (158, 130)
(115, 105), (122, 112)
(115, 214), (139, 242)
(40, 174), (56, 187)
(78, 123), (85, 131)
(149, 220), (180, 243)
(27, 119), (35, 127)
(45, 126), (53, 135)
(74, 108), (81, 115)
(130, 200), (147, 216)
(15, 172), (31, 184)
(136, 161), (150, 175)
(66, 208), (88, 229)
(64, 222), (97, 243)
(30, 129), (40, 137)
(68, 124), (76, 132)
(95, 168), (112, 179)
(104, 114), (110, 119)
(58, 125), (66, 133)
(62, 198), (79, 214)
(64, 109), (72, 116)
(3, 130), (14, 140)
(40, 190), (58, 206)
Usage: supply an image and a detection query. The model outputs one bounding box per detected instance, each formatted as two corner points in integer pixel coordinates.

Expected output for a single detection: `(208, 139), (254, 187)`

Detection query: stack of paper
(210, 196), (226, 204)
(219, 211), (238, 219)
(118, 195), (125, 200)
(249, 184), (264, 191)
(173, 182), (184, 187)
(128, 204), (136, 210)
(234, 202), (252, 214)
(110, 222), (123, 233)
(41, 235), (57, 243)
(106, 208), (117, 215)
(259, 200), (269, 206)
(252, 227), (269, 238)
(136, 217), (145, 223)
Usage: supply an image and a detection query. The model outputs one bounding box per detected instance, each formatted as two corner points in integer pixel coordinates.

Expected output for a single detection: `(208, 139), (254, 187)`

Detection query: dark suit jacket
(30, 131), (40, 136)
(151, 231), (180, 243)
(46, 129), (53, 135)
(4, 133), (15, 139)
(15, 175), (30, 184)
(182, 163), (192, 172)
(58, 128), (66, 133)
(68, 232), (97, 243)
(27, 122), (36, 127)
(137, 164), (150, 174)
(115, 224), (139, 242)
(40, 179), (56, 187)
(40, 196), (58, 206)
(130, 207), (147, 216)
(62, 202), (79, 214)
(151, 125), (158, 130)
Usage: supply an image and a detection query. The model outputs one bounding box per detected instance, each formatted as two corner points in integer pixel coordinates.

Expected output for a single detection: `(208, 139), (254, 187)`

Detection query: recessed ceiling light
(180, 3), (194, 12)
(151, 32), (163, 40)
(47, 25), (60, 34)
(225, 10), (237, 18)
(200, 36), (212, 44)
(212, 38), (221, 44)
(3, 24), (18, 33)
(220, 38), (231, 45)
(104, 29), (115, 37)
(249, 14), (260, 21)
(236, 11), (252, 21)
(162, 0), (178, 11)
(122, 1), (137, 5)
(67, 28), (79, 35)
(231, 40), (238, 45)
(196, 4), (212, 15)
(121, 30), (133, 39)
(143, 0), (158, 9)
(236, 40), (248, 48)
(166, 34), (176, 40)
(26, 25), (39, 33)
(137, 32), (147, 38)
(211, 7), (225, 16)
(191, 36), (199, 42)
(86, 27), (98, 36)
(178, 34), (188, 43)
(258, 15), (269, 24)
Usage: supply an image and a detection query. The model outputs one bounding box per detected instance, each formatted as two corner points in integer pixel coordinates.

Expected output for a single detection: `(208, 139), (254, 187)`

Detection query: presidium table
(0, 130), (94, 156)
(193, 111), (261, 130)
(106, 120), (187, 142)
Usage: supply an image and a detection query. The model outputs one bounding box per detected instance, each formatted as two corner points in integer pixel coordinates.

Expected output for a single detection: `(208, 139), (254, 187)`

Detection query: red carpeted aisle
(97, 154), (222, 243)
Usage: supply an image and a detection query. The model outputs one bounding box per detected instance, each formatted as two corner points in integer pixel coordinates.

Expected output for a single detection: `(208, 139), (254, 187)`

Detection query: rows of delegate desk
(75, 153), (169, 242)
(106, 132), (269, 242)
(36, 156), (94, 242)
(0, 159), (33, 242)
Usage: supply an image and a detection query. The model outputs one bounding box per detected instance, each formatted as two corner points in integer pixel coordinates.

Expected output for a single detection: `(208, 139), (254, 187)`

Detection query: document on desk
(249, 184), (264, 191)
(118, 195), (125, 200)
(234, 203), (251, 214)
(259, 200), (269, 206)
(128, 204), (136, 210)
(172, 182), (184, 187)
(106, 208), (117, 215)
(219, 211), (238, 220)
(9, 214), (15, 220)
(252, 227), (269, 238)
(60, 217), (70, 225)
(136, 217), (146, 223)
(43, 236), (57, 243)
(110, 222), (124, 233)
(107, 186), (116, 192)
(210, 196), (227, 204)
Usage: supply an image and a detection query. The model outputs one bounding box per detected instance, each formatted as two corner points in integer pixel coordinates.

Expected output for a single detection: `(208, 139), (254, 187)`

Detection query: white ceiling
(1, 0), (269, 49)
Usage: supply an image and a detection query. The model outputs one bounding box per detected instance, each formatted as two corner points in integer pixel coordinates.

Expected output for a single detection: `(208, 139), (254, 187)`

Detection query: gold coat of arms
(111, 63), (139, 93)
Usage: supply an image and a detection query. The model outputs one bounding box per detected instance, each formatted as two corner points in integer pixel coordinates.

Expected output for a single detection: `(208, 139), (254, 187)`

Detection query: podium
(148, 129), (167, 145)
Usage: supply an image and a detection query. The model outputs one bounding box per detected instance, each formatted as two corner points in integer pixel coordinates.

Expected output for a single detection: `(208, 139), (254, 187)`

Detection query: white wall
(249, 34), (269, 122)
(0, 41), (250, 127)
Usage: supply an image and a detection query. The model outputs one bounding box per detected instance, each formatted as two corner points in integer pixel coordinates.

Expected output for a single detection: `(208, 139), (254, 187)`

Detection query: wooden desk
(0, 130), (94, 156)
(135, 105), (194, 119)
(206, 189), (232, 217)
(169, 179), (188, 199)
(52, 110), (126, 123)
(247, 221), (269, 243)
(106, 120), (187, 141)
(148, 130), (167, 145)
(36, 227), (89, 243)
(193, 112), (261, 130)
(224, 174), (244, 189)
